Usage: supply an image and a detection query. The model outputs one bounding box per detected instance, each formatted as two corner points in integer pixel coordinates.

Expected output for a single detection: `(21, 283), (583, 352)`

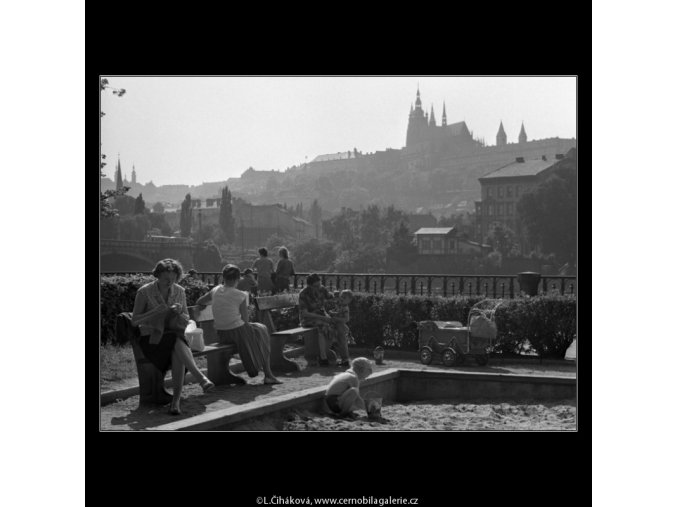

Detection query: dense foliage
(101, 275), (576, 357)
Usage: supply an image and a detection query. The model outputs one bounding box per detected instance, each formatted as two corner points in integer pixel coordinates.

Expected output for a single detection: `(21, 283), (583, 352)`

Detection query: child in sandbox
(324, 357), (373, 417)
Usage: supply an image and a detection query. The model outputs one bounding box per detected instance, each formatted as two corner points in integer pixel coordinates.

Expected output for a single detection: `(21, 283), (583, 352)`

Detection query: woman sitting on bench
(196, 264), (282, 385)
(132, 258), (215, 416)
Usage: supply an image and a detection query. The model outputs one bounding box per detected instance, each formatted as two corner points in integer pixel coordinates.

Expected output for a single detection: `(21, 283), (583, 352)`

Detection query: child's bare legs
(337, 387), (365, 415)
(334, 324), (350, 363)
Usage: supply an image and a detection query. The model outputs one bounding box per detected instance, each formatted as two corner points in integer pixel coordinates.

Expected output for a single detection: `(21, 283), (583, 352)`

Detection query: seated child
(236, 268), (258, 295)
(324, 357), (373, 417)
(328, 289), (353, 367)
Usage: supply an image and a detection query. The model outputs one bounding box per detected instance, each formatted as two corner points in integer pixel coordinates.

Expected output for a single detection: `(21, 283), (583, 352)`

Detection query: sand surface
(101, 356), (576, 431)
(278, 399), (576, 431)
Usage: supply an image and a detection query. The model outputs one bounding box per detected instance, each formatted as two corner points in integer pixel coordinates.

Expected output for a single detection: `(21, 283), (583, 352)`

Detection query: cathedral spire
(429, 104), (436, 126)
(496, 120), (507, 146)
(442, 102), (447, 126)
(415, 85), (422, 110)
(132, 164), (137, 184)
(518, 122), (527, 143)
(115, 154), (123, 191)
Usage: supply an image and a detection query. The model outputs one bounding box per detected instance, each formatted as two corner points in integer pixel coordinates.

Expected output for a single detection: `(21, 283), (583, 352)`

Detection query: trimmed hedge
(101, 275), (289, 345)
(348, 293), (577, 359)
(101, 276), (576, 358)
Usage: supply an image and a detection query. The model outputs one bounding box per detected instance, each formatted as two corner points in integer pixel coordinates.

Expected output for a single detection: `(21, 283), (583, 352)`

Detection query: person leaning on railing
(274, 246), (295, 293)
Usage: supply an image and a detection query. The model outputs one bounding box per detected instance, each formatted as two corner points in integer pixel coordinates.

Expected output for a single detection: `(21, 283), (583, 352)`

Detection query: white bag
(184, 320), (205, 352)
(565, 339), (576, 361)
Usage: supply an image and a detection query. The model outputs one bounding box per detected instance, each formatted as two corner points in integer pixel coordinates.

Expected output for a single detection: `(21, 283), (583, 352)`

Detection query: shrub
(100, 276), (577, 357)
(348, 293), (576, 358)
(100, 274), (212, 345)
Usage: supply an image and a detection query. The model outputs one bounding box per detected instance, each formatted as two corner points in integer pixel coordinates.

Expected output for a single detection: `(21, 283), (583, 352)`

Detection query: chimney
(516, 157), (525, 163)
(555, 153), (564, 160)
(541, 155), (547, 161)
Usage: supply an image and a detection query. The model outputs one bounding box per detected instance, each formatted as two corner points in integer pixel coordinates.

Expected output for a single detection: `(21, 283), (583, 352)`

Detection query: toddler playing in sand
(324, 357), (373, 417)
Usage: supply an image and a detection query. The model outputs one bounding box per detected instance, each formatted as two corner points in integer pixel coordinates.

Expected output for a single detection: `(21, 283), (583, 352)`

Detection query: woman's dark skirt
(139, 332), (189, 375)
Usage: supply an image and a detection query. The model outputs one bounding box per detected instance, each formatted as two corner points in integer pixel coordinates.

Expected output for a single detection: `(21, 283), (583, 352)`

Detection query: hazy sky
(100, 76), (576, 186)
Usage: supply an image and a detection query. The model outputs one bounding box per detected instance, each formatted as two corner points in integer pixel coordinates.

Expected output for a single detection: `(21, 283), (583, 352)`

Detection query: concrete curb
(349, 348), (576, 367)
(100, 345), (306, 406)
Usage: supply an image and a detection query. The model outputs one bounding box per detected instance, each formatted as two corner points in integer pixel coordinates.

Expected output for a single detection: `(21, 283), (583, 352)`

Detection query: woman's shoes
(263, 376), (282, 385)
(169, 399), (181, 415)
(200, 378), (215, 393)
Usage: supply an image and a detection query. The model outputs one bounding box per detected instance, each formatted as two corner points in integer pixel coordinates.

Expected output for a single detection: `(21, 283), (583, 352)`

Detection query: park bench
(123, 305), (244, 405)
(254, 293), (337, 372)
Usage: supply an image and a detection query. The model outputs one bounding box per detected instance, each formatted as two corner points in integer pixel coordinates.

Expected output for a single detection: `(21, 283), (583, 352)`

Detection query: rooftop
(480, 158), (555, 179)
(413, 227), (456, 236)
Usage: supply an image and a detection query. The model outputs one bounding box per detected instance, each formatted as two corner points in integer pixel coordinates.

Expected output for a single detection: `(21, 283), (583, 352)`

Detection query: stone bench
(254, 293), (337, 373)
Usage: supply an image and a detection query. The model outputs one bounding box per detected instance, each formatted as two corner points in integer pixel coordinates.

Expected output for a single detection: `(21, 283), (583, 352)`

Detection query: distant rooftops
(479, 155), (565, 180)
(311, 151), (353, 162)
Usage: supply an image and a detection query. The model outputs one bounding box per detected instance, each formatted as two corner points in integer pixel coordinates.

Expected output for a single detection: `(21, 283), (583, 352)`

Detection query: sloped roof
(444, 121), (469, 136)
(413, 227), (456, 236)
(480, 158), (555, 179)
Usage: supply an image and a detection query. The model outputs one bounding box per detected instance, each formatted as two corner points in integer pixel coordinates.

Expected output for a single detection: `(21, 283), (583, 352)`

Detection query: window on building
(433, 238), (442, 252)
(506, 186), (512, 197)
(487, 187), (493, 198)
(498, 186), (504, 198)
(507, 203), (513, 215)
(515, 185), (520, 197)
(488, 205), (494, 216)
(421, 238), (431, 252)
(498, 204), (503, 215)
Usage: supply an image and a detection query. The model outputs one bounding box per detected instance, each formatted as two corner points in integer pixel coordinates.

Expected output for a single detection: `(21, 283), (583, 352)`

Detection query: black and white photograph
(99, 76), (577, 432)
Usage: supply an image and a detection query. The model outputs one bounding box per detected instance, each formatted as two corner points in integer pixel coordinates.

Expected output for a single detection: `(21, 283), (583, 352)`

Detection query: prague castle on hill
(231, 87), (576, 215)
(103, 87), (576, 216)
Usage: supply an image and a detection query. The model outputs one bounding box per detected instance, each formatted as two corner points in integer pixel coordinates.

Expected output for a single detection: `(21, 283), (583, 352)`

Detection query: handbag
(184, 320), (205, 352)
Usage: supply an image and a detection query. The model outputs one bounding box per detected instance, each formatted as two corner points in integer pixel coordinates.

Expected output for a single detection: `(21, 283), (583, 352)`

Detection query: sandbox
(149, 368), (576, 431)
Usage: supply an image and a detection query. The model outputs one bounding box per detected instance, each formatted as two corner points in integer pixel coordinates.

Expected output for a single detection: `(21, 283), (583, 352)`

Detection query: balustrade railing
(100, 271), (577, 298)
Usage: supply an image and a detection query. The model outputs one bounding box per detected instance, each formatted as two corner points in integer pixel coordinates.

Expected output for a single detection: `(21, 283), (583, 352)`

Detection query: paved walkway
(100, 354), (575, 431)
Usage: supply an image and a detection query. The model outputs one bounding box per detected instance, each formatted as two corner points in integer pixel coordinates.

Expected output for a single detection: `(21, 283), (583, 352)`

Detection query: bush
(348, 293), (576, 358)
(493, 295), (576, 358)
(100, 274), (212, 345)
(100, 276), (577, 357)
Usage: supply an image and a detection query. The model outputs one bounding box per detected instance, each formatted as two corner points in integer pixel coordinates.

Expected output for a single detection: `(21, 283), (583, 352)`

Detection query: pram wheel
(442, 348), (457, 366)
(419, 346), (433, 365)
(475, 354), (489, 366)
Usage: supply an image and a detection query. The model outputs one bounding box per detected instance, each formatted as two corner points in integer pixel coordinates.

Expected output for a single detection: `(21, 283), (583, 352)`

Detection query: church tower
(132, 165), (137, 184)
(429, 105), (436, 126)
(115, 154), (123, 191)
(518, 122), (528, 143)
(406, 86), (429, 147)
(442, 102), (447, 127)
(496, 121), (507, 146)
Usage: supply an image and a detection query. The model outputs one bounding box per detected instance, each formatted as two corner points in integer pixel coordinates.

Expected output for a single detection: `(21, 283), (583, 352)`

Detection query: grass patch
(100, 343), (208, 387)
(100, 344), (137, 383)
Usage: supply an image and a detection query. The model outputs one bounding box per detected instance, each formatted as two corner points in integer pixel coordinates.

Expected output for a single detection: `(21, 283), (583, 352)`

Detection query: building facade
(474, 151), (575, 253)
(413, 227), (489, 256)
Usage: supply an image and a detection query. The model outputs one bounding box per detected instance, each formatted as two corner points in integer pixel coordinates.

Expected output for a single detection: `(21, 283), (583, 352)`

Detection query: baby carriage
(418, 299), (502, 367)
